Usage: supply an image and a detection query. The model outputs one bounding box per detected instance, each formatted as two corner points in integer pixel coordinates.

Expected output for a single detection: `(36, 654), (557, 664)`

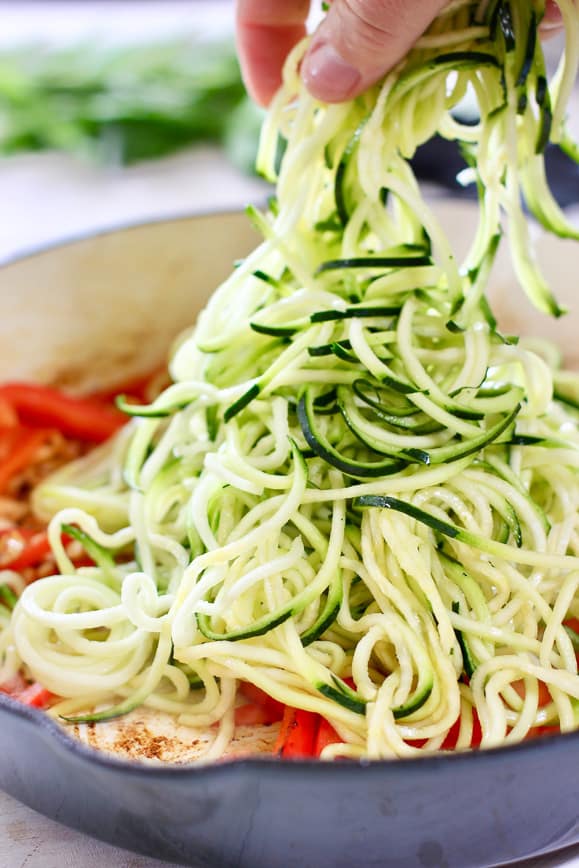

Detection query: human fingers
(236, 0), (311, 105)
(301, 0), (448, 103)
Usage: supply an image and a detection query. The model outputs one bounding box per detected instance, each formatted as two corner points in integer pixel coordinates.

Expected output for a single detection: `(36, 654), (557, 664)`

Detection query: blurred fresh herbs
(0, 39), (264, 170)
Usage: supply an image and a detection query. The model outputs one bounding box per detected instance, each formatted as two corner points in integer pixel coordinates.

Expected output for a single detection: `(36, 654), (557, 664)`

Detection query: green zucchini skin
(298, 391), (405, 479)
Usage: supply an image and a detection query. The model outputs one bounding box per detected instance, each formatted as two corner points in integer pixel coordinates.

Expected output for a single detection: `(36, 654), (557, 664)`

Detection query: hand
(236, 0), (564, 106)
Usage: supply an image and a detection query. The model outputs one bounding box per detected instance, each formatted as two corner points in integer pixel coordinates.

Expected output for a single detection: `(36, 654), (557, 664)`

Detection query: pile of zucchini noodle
(4, 0), (579, 760)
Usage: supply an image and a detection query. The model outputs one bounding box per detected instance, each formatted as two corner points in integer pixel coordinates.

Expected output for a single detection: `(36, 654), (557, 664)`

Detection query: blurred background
(0, 0), (270, 259)
(0, 0), (576, 261)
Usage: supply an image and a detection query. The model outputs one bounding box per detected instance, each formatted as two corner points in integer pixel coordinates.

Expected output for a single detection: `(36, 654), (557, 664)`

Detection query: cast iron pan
(0, 694), (577, 867)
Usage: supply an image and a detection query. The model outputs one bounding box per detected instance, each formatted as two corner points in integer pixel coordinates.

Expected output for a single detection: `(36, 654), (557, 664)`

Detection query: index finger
(542, 0), (563, 34)
(236, 0), (311, 105)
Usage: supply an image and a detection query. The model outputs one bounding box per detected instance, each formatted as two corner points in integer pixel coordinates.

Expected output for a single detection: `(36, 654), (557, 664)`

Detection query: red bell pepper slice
(275, 706), (320, 758)
(0, 676), (53, 709)
(512, 678), (552, 708)
(17, 682), (54, 709)
(0, 673), (28, 696)
(0, 528), (52, 570)
(0, 527), (93, 578)
(238, 682), (285, 714)
(563, 618), (579, 666)
(0, 399), (19, 429)
(0, 428), (52, 493)
(408, 709), (482, 751)
(274, 678), (355, 759)
(235, 703), (285, 726)
(274, 706), (296, 753)
(0, 383), (126, 443)
(439, 717), (461, 751)
(314, 718), (342, 756)
(234, 683), (285, 727)
(525, 724), (560, 739)
(468, 711), (482, 748)
(94, 370), (162, 404)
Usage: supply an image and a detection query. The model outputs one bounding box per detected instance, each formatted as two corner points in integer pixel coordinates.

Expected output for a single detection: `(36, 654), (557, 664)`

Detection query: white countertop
(0, 145), (268, 263)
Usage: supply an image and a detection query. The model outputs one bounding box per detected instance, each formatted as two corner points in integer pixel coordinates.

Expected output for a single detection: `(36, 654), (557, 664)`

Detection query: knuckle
(339, 0), (411, 46)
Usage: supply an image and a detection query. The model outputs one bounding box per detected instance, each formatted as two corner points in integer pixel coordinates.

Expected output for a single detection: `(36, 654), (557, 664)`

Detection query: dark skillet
(0, 694), (577, 868)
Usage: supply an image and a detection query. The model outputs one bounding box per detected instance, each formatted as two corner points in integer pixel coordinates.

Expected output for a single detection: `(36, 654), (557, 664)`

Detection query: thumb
(301, 0), (448, 103)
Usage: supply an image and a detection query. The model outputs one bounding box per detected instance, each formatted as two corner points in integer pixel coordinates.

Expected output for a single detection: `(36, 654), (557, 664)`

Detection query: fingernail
(302, 40), (361, 102)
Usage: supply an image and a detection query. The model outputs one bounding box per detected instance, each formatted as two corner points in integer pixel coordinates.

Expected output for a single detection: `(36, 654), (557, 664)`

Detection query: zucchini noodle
(6, 0), (579, 759)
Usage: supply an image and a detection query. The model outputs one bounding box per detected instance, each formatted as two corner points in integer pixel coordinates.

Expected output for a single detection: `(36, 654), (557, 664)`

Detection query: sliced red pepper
(275, 706), (298, 754)
(94, 370), (163, 404)
(0, 399), (19, 429)
(0, 675), (54, 709)
(469, 710), (482, 748)
(439, 715), (462, 751)
(0, 673), (29, 696)
(563, 619), (579, 665)
(526, 724), (560, 739)
(0, 428), (52, 493)
(0, 528), (91, 577)
(17, 682), (54, 709)
(512, 678), (552, 708)
(407, 709), (482, 751)
(69, 553), (96, 569)
(271, 677), (356, 758)
(511, 679), (565, 742)
(275, 706), (320, 758)
(314, 718), (342, 756)
(238, 682), (285, 715)
(0, 528), (52, 570)
(0, 427), (21, 459)
(234, 703), (285, 726)
(234, 683), (285, 727)
(0, 383), (126, 443)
